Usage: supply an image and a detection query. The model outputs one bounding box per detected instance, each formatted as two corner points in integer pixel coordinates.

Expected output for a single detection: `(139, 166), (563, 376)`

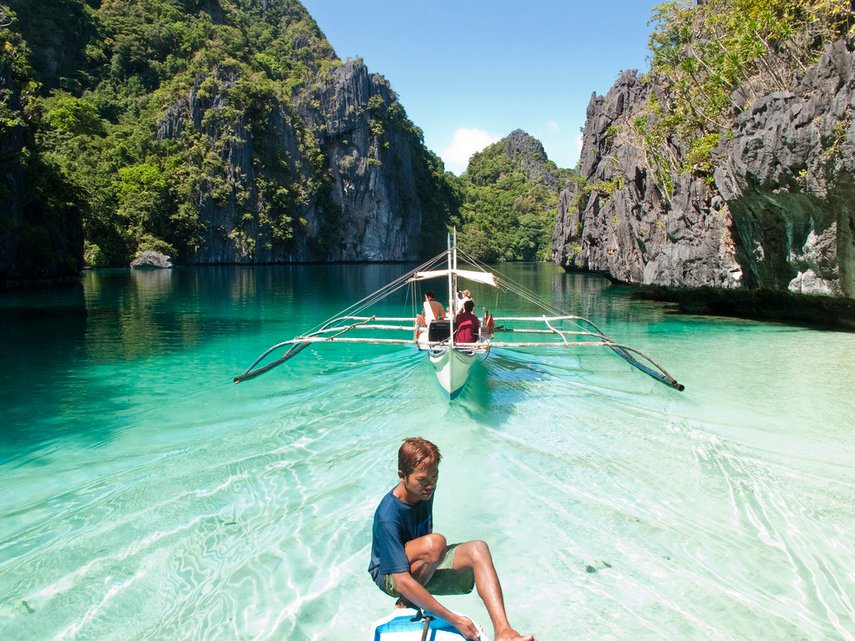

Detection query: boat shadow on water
(444, 350), (564, 425)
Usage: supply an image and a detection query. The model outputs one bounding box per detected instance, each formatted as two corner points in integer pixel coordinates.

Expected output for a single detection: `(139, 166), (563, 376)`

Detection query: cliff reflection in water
(78, 264), (430, 366)
(83, 268), (185, 362)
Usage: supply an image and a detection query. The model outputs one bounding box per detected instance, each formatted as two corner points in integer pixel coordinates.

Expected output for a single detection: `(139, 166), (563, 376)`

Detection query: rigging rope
(301, 251), (446, 336)
(454, 246), (683, 390)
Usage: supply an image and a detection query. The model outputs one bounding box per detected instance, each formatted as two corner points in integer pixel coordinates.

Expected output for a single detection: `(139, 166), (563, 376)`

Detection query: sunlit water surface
(1, 264), (853, 641)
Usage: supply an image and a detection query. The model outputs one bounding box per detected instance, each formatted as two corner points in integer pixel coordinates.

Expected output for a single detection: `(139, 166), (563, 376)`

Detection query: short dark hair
(425, 291), (436, 299)
(463, 299), (474, 313)
(398, 437), (441, 476)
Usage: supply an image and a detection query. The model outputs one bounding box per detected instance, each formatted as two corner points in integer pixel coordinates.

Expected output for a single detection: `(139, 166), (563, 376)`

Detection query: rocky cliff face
(715, 38), (855, 298)
(297, 60), (425, 261)
(553, 71), (742, 289)
(499, 129), (560, 190)
(3, 0), (451, 276)
(553, 38), (855, 306)
(157, 59), (433, 264)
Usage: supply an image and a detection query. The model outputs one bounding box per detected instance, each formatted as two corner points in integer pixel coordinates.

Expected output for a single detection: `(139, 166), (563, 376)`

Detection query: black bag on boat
(428, 320), (451, 342)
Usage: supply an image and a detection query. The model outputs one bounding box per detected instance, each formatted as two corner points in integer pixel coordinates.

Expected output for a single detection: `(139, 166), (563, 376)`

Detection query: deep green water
(1, 264), (853, 641)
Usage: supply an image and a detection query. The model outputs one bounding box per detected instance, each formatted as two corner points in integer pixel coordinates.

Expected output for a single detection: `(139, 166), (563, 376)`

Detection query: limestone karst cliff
(158, 59), (444, 263)
(552, 70), (742, 290)
(1, 0), (456, 286)
(553, 37), (855, 322)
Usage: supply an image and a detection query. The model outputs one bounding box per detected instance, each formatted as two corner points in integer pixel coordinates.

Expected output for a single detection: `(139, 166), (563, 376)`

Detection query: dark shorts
(379, 543), (475, 597)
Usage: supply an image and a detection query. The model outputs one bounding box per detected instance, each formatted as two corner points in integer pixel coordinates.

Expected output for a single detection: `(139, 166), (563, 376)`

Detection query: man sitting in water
(454, 299), (480, 344)
(368, 437), (535, 641)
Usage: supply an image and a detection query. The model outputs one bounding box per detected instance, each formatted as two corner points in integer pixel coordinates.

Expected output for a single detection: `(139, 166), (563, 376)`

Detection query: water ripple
(2, 266), (854, 640)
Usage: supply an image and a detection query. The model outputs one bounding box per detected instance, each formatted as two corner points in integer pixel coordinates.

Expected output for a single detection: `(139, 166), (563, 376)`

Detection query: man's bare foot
(394, 597), (415, 609)
(494, 630), (534, 641)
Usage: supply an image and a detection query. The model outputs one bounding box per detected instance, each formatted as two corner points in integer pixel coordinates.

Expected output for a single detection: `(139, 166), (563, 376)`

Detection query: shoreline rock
(633, 283), (855, 331)
(130, 251), (173, 269)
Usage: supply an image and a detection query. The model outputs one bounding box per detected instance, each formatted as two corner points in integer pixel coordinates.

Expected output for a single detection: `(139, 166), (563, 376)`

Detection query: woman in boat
(453, 289), (473, 315)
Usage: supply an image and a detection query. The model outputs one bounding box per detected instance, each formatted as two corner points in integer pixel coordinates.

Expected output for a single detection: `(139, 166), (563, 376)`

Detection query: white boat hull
(428, 346), (486, 396)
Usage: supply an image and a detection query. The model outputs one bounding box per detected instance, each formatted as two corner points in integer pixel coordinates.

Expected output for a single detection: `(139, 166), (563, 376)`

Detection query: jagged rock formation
(499, 129), (560, 190)
(157, 59), (436, 263)
(554, 39), (855, 314)
(130, 251), (172, 269)
(297, 60), (427, 261)
(715, 38), (855, 298)
(553, 71), (741, 289)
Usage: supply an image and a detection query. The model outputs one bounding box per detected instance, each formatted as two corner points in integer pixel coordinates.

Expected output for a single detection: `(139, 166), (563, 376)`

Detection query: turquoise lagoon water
(1, 264), (853, 641)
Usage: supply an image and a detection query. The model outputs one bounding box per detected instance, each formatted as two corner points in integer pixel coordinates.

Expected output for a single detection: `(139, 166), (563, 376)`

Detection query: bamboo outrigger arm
(233, 239), (685, 392)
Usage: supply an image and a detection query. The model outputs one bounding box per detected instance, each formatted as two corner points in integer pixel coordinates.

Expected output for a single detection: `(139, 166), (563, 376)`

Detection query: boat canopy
(409, 268), (498, 287)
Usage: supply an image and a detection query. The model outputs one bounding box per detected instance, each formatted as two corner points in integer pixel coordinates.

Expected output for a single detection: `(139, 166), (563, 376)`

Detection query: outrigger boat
(234, 231), (685, 397)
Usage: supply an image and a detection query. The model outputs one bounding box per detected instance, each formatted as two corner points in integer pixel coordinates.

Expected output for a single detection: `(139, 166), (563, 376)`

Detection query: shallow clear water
(1, 264), (853, 641)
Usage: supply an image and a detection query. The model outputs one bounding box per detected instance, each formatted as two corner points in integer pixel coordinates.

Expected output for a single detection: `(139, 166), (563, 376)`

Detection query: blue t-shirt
(368, 488), (434, 588)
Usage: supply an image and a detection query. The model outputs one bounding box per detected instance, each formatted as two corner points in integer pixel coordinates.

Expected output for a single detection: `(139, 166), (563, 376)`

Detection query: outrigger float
(234, 231), (685, 397)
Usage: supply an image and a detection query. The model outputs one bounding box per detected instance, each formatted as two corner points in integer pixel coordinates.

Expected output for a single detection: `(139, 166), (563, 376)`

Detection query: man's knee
(470, 539), (490, 558)
(457, 539), (491, 566)
(422, 533), (448, 563)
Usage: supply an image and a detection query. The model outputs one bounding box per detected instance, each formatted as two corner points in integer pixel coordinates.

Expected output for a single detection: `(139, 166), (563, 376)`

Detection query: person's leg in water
(452, 540), (533, 641)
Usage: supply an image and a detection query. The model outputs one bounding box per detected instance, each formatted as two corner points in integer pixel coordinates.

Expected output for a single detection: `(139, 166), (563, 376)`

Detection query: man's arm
(390, 572), (481, 640)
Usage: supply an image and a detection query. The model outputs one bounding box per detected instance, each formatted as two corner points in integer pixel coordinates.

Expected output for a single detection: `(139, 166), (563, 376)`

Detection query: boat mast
(448, 230), (455, 348)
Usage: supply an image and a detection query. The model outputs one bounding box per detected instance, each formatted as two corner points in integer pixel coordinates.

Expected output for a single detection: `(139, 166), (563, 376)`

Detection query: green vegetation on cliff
(453, 130), (569, 262)
(1, 0), (456, 271)
(12, 0), (339, 266)
(635, 0), (854, 189)
(1, 5), (84, 283)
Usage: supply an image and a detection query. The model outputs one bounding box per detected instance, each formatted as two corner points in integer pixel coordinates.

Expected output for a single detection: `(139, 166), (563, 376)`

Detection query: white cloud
(441, 128), (501, 174)
(546, 120), (560, 132)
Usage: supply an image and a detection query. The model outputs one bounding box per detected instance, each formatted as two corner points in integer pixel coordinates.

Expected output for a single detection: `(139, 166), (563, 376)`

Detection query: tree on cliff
(638, 0), (854, 186)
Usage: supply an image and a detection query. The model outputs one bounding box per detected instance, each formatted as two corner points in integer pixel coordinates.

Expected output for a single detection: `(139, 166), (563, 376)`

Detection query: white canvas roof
(409, 268), (498, 287)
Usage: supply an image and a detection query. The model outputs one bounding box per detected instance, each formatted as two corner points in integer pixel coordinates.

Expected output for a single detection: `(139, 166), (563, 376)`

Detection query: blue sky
(300, 1), (663, 174)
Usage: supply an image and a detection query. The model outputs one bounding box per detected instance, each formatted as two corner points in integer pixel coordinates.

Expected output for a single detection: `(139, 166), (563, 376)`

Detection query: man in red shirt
(454, 299), (480, 344)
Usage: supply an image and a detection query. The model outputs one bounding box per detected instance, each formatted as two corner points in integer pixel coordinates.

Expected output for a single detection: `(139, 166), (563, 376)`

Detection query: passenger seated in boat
(454, 299), (480, 344)
(414, 291), (445, 340)
(454, 290), (465, 314)
(482, 309), (495, 339)
(453, 289), (473, 314)
(368, 438), (535, 641)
